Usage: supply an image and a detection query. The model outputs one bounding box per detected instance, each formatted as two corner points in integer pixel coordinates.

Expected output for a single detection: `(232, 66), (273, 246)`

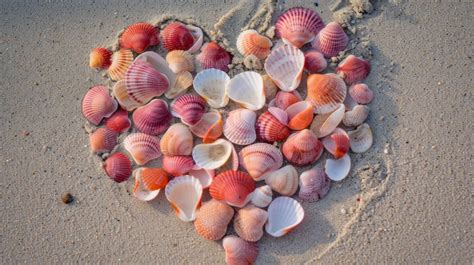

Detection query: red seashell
(104, 108), (131, 133)
(89, 128), (117, 154)
(82, 85), (118, 126)
(170, 94), (206, 126)
(312, 22), (349, 58)
(322, 128), (350, 159)
(336, 55), (371, 85)
(89, 47), (112, 69)
(196, 42), (232, 72)
(103, 152), (132, 183)
(255, 111), (290, 143)
(132, 99), (171, 135)
(282, 129), (323, 166)
(161, 22), (194, 51)
(125, 61), (170, 104)
(162, 155), (195, 177)
(304, 49), (327, 73)
(209, 170), (256, 208)
(271, 91), (301, 110)
(119, 22), (160, 54)
(275, 7), (325, 48)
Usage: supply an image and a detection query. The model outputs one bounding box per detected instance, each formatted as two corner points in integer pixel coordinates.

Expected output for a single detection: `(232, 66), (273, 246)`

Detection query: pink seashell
(160, 123), (193, 157)
(108, 49), (134, 81)
(89, 47), (112, 69)
(195, 199), (234, 241)
(286, 101), (314, 130)
(236, 29), (273, 59)
(123, 133), (161, 165)
(161, 22), (194, 51)
(264, 44), (304, 92)
(282, 129), (323, 166)
(162, 155), (195, 177)
(298, 167), (331, 202)
(188, 168), (215, 189)
(125, 61), (169, 104)
(222, 235), (259, 265)
(234, 205), (268, 242)
(255, 111), (290, 143)
(306, 73), (347, 114)
(239, 143), (283, 181)
(119, 22), (160, 54)
(165, 176), (202, 222)
(224, 108), (257, 145)
(265, 196), (304, 237)
(82, 85), (118, 126)
(312, 22), (349, 58)
(268, 107), (289, 125)
(189, 111), (223, 143)
(342, 104), (370, 127)
(104, 108), (131, 133)
(270, 91), (302, 110)
(134, 51), (177, 90)
(304, 49), (327, 73)
(170, 94), (206, 126)
(132, 99), (171, 135)
(275, 7), (325, 48)
(89, 128), (117, 154)
(348, 83), (373, 104)
(322, 128), (350, 159)
(196, 42), (232, 72)
(337, 55), (371, 85)
(209, 170), (255, 208)
(103, 152), (132, 183)
(264, 165), (299, 196)
(310, 104), (345, 138)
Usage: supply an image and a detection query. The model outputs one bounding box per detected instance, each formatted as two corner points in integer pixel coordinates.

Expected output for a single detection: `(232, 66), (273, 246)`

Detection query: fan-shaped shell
(104, 108), (131, 133)
(223, 236), (259, 265)
(234, 205), (268, 242)
(255, 111), (290, 143)
(239, 143), (283, 181)
(348, 83), (373, 104)
(236, 30), (273, 59)
(192, 139), (233, 170)
(132, 99), (171, 135)
(343, 104), (369, 127)
(166, 50), (194, 73)
(264, 165), (299, 196)
(264, 44), (305, 92)
(275, 7), (325, 48)
(250, 185), (273, 208)
(189, 111), (223, 143)
(112, 80), (142, 111)
(310, 104), (345, 138)
(224, 108), (257, 145)
(189, 168), (215, 189)
(162, 155), (195, 177)
(133, 167), (169, 201)
(265, 196), (304, 237)
(193, 68), (230, 108)
(196, 42), (232, 72)
(262, 74), (278, 102)
(306, 73), (347, 114)
(134, 51), (177, 90)
(125, 61), (169, 104)
(195, 199), (234, 241)
(298, 167), (331, 202)
(89, 47), (112, 69)
(165, 71), (193, 99)
(108, 49), (134, 81)
(325, 154), (351, 181)
(165, 176), (202, 222)
(209, 170), (255, 208)
(282, 129), (323, 166)
(161, 22), (194, 51)
(103, 152), (132, 183)
(337, 55), (371, 85)
(348, 123), (373, 153)
(304, 49), (327, 73)
(123, 133), (161, 165)
(227, 71), (265, 111)
(89, 128), (117, 154)
(82, 85), (118, 126)
(160, 123), (193, 157)
(312, 22), (348, 58)
(170, 94), (206, 126)
(322, 128), (350, 159)
(119, 22), (159, 53)
(286, 101), (314, 130)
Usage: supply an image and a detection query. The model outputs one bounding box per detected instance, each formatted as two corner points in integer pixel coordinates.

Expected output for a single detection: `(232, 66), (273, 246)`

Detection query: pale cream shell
(325, 154), (351, 181)
(264, 44), (305, 92)
(226, 71), (265, 111)
(192, 139), (233, 169)
(310, 104), (345, 138)
(348, 123), (373, 153)
(193, 68), (230, 108)
(264, 165), (299, 196)
(164, 175), (203, 222)
(265, 196), (304, 237)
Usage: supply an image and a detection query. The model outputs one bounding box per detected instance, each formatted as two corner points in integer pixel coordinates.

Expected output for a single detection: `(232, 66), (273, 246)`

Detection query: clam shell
(132, 99), (171, 135)
(170, 94), (206, 126)
(264, 165), (299, 196)
(264, 44), (305, 92)
(275, 7), (325, 48)
(310, 104), (345, 138)
(227, 71), (265, 111)
(82, 85), (118, 126)
(234, 205), (268, 242)
(304, 49), (327, 73)
(166, 50), (194, 73)
(286, 101), (314, 130)
(188, 168), (215, 189)
(160, 123), (193, 157)
(165, 175), (203, 222)
(322, 128), (350, 159)
(343, 104), (370, 127)
(239, 143), (283, 181)
(325, 154), (351, 181)
(270, 91), (302, 110)
(348, 123), (373, 153)
(185, 24), (204, 53)
(222, 236), (259, 265)
(132, 167), (168, 201)
(312, 22), (349, 58)
(103, 152), (132, 183)
(209, 170), (255, 208)
(189, 111), (223, 143)
(108, 49), (134, 81)
(123, 133), (161, 165)
(194, 199), (234, 241)
(306, 73), (347, 114)
(119, 22), (159, 54)
(104, 108), (131, 133)
(337, 55), (371, 85)
(165, 71), (193, 99)
(224, 108), (257, 145)
(89, 128), (117, 154)
(192, 139), (233, 169)
(112, 80), (142, 111)
(193, 68), (230, 108)
(348, 83), (373, 104)
(134, 51), (177, 89)
(89, 47), (112, 69)
(282, 129), (323, 166)
(265, 196), (304, 237)
(162, 155), (195, 177)
(125, 61), (169, 104)
(262, 74), (278, 102)
(161, 22), (194, 51)
(255, 111), (290, 143)
(250, 185), (273, 208)
(196, 42), (232, 72)
(236, 29), (273, 59)
(298, 167), (331, 202)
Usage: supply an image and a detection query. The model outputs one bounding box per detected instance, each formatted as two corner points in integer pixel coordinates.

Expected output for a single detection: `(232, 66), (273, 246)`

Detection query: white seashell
(226, 71), (265, 111)
(193, 68), (230, 108)
(265, 196), (304, 237)
(310, 104), (345, 138)
(250, 185), (273, 208)
(192, 139), (233, 169)
(264, 165), (299, 196)
(189, 167), (215, 189)
(325, 154), (351, 181)
(264, 44), (305, 92)
(223, 108), (257, 145)
(165, 175), (203, 222)
(343, 104), (369, 127)
(134, 51), (177, 90)
(348, 123), (373, 153)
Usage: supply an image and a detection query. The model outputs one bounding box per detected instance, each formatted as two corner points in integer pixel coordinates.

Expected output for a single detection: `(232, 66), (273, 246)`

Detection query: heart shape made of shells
(83, 6), (374, 264)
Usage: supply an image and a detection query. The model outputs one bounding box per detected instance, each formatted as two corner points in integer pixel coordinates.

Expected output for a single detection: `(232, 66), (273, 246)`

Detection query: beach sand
(1, 0), (472, 263)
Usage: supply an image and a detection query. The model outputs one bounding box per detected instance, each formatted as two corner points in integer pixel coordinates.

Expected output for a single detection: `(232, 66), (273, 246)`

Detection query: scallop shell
(104, 108), (131, 133)
(132, 99), (171, 135)
(165, 175), (203, 222)
(189, 111), (223, 143)
(312, 22), (349, 58)
(123, 133), (161, 165)
(161, 22), (194, 51)
(227, 71), (265, 111)
(255, 111), (290, 143)
(89, 128), (117, 154)
(325, 154), (351, 181)
(262, 74), (278, 102)
(134, 51), (177, 89)
(193, 68), (230, 108)
(337, 55), (371, 85)
(304, 49), (327, 73)
(275, 7), (325, 48)
(265, 196), (304, 237)
(298, 167), (331, 202)
(343, 104), (370, 127)
(112, 80), (142, 111)
(250, 185), (273, 208)
(286, 101), (314, 130)
(188, 168), (215, 189)
(264, 44), (305, 92)
(222, 236), (259, 265)
(119, 22), (159, 53)
(236, 29), (273, 59)
(162, 155), (195, 177)
(224, 108), (257, 145)
(209, 170), (255, 208)
(310, 104), (345, 138)
(170, 94), (206, 126)
(196, 42), (232, 72)
(194, 199), (234, 241)
(108, 49), (134, 81)
(125, 61), (169, 104)
(234, 205), (268, 242)
(306, 73), (347, 114)
(132, 167), (169, 201)
(348, 83), (373, 104)
(89, 47), (112, 69)
(160, 123), (193, 157)
(270, 91), (302, 110)
(239, 143), (283, 181)
(166, 50), (194, 73)
(264, 165), (299, 196)
(82, 85), (118, 126)
(282, 129), (323, 166)
(347, 123), (373, 153)
(164, 71), (193, 99)
(185, 24), (204, 53)
(103, 152), (132, 183)
(322, 128), (350, 159)
(192, 139), (233, 170)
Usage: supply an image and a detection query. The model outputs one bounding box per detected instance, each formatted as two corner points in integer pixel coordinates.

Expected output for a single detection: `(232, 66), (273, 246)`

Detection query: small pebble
(61, 192), (74, 204)
(340, 208), (347, 214)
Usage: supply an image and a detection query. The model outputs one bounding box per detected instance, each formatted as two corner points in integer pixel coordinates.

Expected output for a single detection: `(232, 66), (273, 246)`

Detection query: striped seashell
(343, 104), (369, 127)
(282, 129), (323, 166)
(170, 94), (206, 126)
(304, 49), (327, 73)
(255, 111), (290, 143)
(165, 176), (203, 222)
(348, 83), (373, 104)
(275, 7), (325, 48)
(250, 185), (273, 208)
(160, 123), (193, 157)
(89, 47), (112, 69)
(224, 108), (257, 145)
(134, 51), (177, 90)
(194, 199), (234, 241)
(234, 205), (268, 242)
(298, 166), (331, 202)
(111, 80), (142, 111)
(209, 170), (255, 208)
(123, 133), (161, 165)
(193, 68), (230, 108)
(104, 108), (131, 133)
(119, 22), (159, 53)
(132, 167), (168, 201)
(132, 99), (171, 136)
(161, 22), (194, 51)
(239, 143), (283, 181)
(103, 152), (132, 183)
(82, 85), (118, 126)
(337, 55), (371, 85)
(108, 49), (134, 81)
(312, 22), (349, 58)
(236, 29), (273, 59)
(89, 127), (117, 154)
(270, 91), (302, 110)
(196, 42), (232, 72)
(265, 196), (304, 237)
(165, 50), (194, 73)
(264, 44), (305, 92)
(264, 165), (299, 196)
(306, 73), (347, 114)
(125, 61), (169, 104)
(162, 155), (195, 177)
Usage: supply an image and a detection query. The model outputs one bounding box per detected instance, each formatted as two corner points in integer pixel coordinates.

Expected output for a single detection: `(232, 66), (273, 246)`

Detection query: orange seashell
(224, 108), (257, 145)
(234, 205), (268, 242)
(312, 22), (349, 58)
(161, 22), (194, 51)
(196, 42), (232, 72)
(166, 50), (195, 73)
(103, 152), (132, 183)
(270, 91), (302, 110)
(348, 83), (373, 104)
(89, 47), (112, 69)
(165, 71), (193, 99)
(82, 85), (118, 126)
(133, 167), (169, 201)
(304, 49), (327, 73)
(322, 128), (350, 159)
(239, 143), (283, 181)
(194, 199), (234, 241)
(132, 99), (171, 136)
(337, 55), (371, 85)
(123, 133), (161, 165)
(162, 155), (195, 177)
(160, 123), (193, 157)
(111, 80), (142, 111)
(209, 170), (256, 208)
(170, 94), (206, 126)
(306, 73), (347, 114)
(119, 22), (159, 54)
(298, 167), (331, 202)
(89, 128), (117, 154)
(104, 108), (131, 133)
(286, 101), (314, 130)
(108, 49), (134, 81)
(125, 61), (170, 104)
(282, 129), (323, 166)
(236, 30), (272, 59)
(275, 7), (325, 48)
(255, 111), (290, 143)
(189, 111), (223, 143)
(222, 235), (259, 265)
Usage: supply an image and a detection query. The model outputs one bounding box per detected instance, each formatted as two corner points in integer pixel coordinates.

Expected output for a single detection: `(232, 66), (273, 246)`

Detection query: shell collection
(83, 6), (375, 264)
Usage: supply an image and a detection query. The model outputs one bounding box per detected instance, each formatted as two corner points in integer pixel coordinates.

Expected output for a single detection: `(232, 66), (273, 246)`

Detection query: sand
(1, 0), (472, 263)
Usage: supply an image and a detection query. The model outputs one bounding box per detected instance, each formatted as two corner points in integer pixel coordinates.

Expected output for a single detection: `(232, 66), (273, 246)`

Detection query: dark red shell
(161, 22), (195, 51)
(196, 42), (232, 72)
(120, 22), (160, 53)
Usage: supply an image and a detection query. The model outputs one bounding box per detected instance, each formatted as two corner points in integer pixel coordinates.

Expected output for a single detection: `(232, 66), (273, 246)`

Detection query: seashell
(255, 111), (290, 143)
(262, 74), (278, 102)
(132, 99), (171, 135)
(103, 152), (132, 183)
(234, 205), (268, 242)
(250, 185), (273, 208)
(89, 128), (117, 154)
(104, 108), (131, 133)
(162, 155), (195, 177)
(82, 85), (118, 126)
(304, 49), (327, 73)
(269, 91), (302, 110)
(125, 61), (169, 104)
(298, 167), (331, 202)
(343, 93), (359, 111)
(108, 49), (134, 81)
(165, 175), (202, 222)
(264, 44), (305, 92)
(236, 29), (273, 59)
(337, 55), (371, 85)
(89, 47), (112, 69)
(185, 24), (204, 53)
(209, 170), (255, 208)
(161, 22), (194, 51)
(166, 50), (194, 73)
(119, 22), (159, 53)
(112, 80), (141, 111)
(348, 83), (373, 104)
(192, 139), (233, 169)
(170, 94), (206, 126)
(189, 111), (223, 143)
(286, 101), (314, 130)
(196, 42), (232, 72)
(282, 129), (323, 166)
(306, 73), (347, 114)
(322, 128), (350, 159)
(343, 104), (369, 127)
(165, 71), (193, 99)
(325, 154), (351, 181)
(239, 143), (283, 181)
(227, 71), (265, 111)
(268, 107), (289, 125)
(189, 168), (215, 189)
(347, 123), (373, 153)
(132, 167), (168, 201)
(134, 51), (177, 89)
(223, 108), (257, 145)
(220, 143), (240, 172)
(193, 68), (230, 108)
(160, 123), (193, 157)
(194, 199), (234, 241)
(265, 196), (304, 237)
(275, 7), (325, 48)
(123, 133), (161, 165)
(264, 165), (299, 196)
(311, 22), (349, 58)
(310, 104), (345, 138)
(222, 236), (258, 265)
